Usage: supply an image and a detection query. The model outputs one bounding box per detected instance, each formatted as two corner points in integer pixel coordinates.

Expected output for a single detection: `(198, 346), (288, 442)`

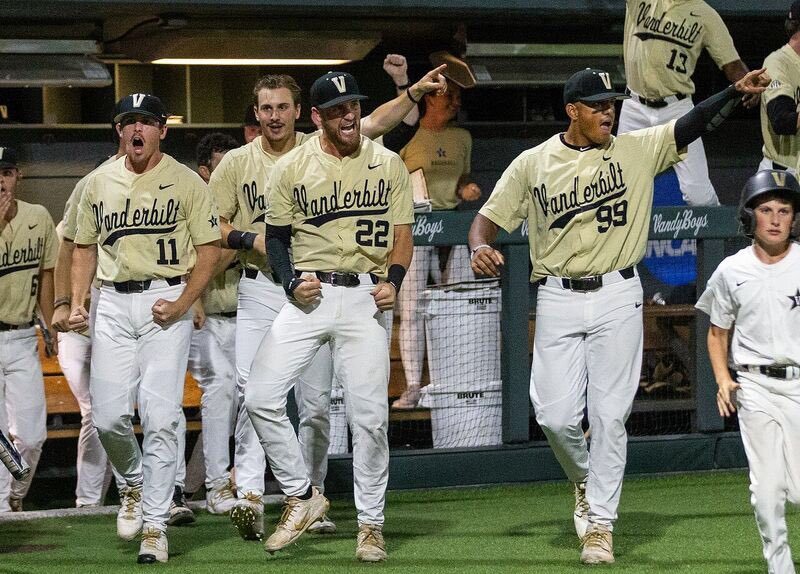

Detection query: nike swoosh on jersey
(28, 224), (37, 230)
(368, 163), (383, 170)
(159, 183), (174, 190)
(690, 11), (700, 16)
(635, 302), (643, 308)
(736, 280), (748, 286)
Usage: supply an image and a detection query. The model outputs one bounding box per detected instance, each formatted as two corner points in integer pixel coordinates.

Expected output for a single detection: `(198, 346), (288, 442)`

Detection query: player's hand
(192, 300), (206, 330)
(292, 276), (322, 305)
(371, 281), (396, 311)
(68, 306), (90, 332)
(470, 246), (504, 278)
(716, 378), (740, 417)
(152, 299), (188, 328)
(253, 233), (267, 257)
(741, 92), (761, 109)
(734, 68), (770, 95)
(52, 304), (72, 333)
(49, 332), (59, 357)
(383, 54), (409, 87)
(410, 64), (448, 101)
(458, 182), (482, 202)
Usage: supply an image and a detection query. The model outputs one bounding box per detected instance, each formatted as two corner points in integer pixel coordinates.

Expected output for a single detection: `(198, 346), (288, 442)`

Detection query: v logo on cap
(330, 76), (347, 94)
(772, 172), (787, 187)
(132, 94), (146, 108)
(598, 73), (612, 90)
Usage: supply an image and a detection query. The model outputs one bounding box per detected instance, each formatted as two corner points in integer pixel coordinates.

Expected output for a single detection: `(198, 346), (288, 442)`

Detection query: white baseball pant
(185, 314), (237, 488)
(57, 330), (113, 506)
(234, 271), (331, 498)
(618, 95), (719, 207)
(245, 278), (390, 526)
(736, 372), (800, 574)
(530, 273), (643, 529)
(90, 282), (192, 531)
(0, 326), (47, 510)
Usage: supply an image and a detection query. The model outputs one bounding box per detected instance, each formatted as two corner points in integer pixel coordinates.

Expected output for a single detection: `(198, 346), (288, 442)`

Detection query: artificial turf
(0, 470), (792, 573)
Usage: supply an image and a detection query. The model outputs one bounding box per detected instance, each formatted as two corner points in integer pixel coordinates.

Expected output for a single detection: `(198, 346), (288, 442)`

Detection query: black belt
(0, 320), (35, 331)
(242, 268), (258, 280)
(637, 93), (686, 108)
(742, 365), (800, 379)
(216, 311), (237, 318)
(772, 161), (789, 171)
(108, 276), (183, 294)
(298, 271), (379, 287)
(559, 266), (635, 292)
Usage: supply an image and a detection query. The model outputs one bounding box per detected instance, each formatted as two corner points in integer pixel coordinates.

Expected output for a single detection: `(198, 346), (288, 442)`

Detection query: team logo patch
(789, 288), (800, 310)
(771, 172), (787, 187)
(598, 72), (612, 90)
(330, 76), (347, 93)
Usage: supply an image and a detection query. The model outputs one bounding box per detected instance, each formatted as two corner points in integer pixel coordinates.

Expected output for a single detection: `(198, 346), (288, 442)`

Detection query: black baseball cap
(789, 1), (800, 20)
(563, 68), (629, 105)
(309, 72), (369, 110)
(0, 146), (18, 169)
(113, 93), (169, 124)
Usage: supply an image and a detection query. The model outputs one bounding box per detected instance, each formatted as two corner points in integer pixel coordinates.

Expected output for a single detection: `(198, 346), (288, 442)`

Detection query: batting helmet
(738, 169), (800, 238)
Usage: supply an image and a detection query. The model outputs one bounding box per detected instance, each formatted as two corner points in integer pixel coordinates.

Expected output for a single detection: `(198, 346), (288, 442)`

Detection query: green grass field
(0, 470), (792, 573)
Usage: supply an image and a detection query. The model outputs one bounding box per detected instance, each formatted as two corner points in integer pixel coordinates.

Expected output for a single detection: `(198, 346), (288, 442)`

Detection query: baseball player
(394, 78), (481, 409)
(243, 105), (262, 144)
(619, 0), (753, 206)
(246, 69), (414, 563)
(69, 93), (221, 564)
(170, 132), (243, 526)
(758, 1), (800, 175)
(468, 67), (768, 564)
(51, 105), (127, 508)
(696, 170), (800, 574)
(0, 146), (56, 512)
(210, 62), (446, 541)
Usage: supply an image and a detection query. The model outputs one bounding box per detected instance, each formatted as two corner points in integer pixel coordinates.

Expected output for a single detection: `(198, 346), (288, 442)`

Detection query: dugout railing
(325, 206), (749, 494)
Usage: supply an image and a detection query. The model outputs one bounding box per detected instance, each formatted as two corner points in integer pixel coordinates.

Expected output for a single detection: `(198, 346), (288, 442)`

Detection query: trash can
(420, 381), (503, 448)
(328, 384), (349, 455)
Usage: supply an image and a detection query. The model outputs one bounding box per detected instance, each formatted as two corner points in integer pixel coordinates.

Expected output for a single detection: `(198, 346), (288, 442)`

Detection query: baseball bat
(0, 429), (31, 481)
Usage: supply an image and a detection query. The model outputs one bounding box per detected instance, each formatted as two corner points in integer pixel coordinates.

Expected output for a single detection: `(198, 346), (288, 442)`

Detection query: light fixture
(0, 39), (111, 87)
(151, 58), (352, 66)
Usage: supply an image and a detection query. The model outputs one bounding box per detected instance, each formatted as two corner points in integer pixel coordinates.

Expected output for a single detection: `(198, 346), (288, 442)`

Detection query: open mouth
(341, 122), (357, 136)
(132, 136), (144, 150)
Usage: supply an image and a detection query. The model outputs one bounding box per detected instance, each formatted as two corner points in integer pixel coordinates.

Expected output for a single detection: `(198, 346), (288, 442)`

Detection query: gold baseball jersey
(267, 135), (414, 276)
(0, 200), (58, 324)
(62, 155), (118, 242)
(209, 132), (315, 274)
(480, 122), (686, 282)
(400, 126), (471, 210)
(202, 259), (239, 314)
(761, 44), (800, 168)
(75, 154), (221, 282)
(624, 0), (740, 98)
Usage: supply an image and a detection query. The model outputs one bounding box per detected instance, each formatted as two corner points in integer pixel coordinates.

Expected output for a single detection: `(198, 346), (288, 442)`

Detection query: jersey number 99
(596, 200), (628, 233)
(355, 219), (389, 248)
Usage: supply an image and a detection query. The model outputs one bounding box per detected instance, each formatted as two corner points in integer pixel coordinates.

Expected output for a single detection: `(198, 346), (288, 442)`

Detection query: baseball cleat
(230, 492), (264, 541)
(167, 486), (195, 526)
(206, 478), (237, 514)
(307, 513), (337, 534)
(137, 525), (169, 564)
(391, 386), (421, 409)
(117, 484), (143, 541)
(356, 524), (387, 562)
(263, 486), (329, 553)
(574, 481), (589, 539)
(580, 523), (614, 564)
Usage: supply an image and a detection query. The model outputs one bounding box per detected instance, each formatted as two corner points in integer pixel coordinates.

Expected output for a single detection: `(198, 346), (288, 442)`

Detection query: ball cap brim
(0, 146), (18, 169)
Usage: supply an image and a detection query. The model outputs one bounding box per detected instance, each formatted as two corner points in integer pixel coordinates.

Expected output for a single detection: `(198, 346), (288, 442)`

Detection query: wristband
(470, 244), (492, 259)
(227, 230), (257, 250)
(54, 297), (71, 309)
(395, 82), (410, 91)
(387, 264), (407, 292)
(406, 87), (421, 104)
(284, 277), (305, 301)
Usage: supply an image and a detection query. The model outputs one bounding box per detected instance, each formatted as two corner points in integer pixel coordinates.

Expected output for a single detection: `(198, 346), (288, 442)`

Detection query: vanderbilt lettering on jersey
(75, 154), (220, 283)
(761, 44), (800, 167)
(0, 201), (58, 324)
(209, 132), (315, 273)
(624, 0), (739, 98)
(267, 136), (413, 276)
(479, 121), (685, 282)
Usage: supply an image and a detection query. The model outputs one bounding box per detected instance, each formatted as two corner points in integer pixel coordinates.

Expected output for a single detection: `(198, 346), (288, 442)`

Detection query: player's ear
(310, 107), (322, 129)
(197, 165), (211, 183)
(159, 123), (168, 140)
(294, 103), (302, 120)
(115, 123), (123, 138)
(565, 103), (578, 121)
